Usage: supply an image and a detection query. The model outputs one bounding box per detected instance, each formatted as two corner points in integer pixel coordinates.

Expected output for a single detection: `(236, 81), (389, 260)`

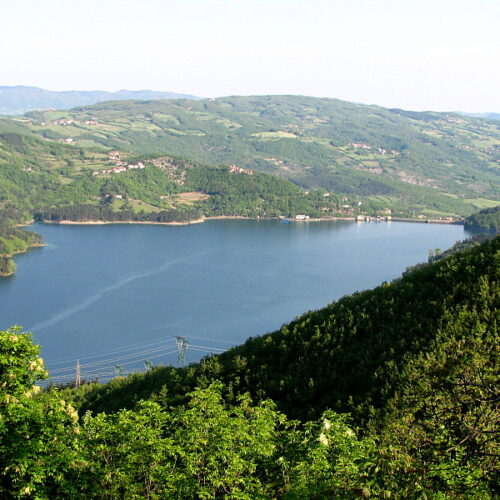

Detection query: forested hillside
(76, 237), (499, 420)
(464, 205), (500, 232)
(0, 208), (42, 275)
(1, 238), (498, 497)
(18, 95), (500, 216)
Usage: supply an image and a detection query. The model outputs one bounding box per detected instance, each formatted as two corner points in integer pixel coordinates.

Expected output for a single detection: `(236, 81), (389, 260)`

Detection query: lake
(0, 220), (468, 384)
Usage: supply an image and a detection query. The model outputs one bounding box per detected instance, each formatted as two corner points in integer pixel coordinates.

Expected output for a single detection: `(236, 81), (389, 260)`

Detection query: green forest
(464, 205), (500, 232)
(1, 237), (498, 498)
(0, 208), (42, 275)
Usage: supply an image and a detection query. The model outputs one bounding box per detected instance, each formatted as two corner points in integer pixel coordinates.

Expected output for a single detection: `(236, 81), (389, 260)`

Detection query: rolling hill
(16, 94), (499, 217)
(1, 93), (498, 494)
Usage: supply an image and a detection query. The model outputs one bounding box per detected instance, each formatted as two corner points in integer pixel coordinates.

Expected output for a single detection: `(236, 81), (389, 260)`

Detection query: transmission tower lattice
(175, 336), (188, 368)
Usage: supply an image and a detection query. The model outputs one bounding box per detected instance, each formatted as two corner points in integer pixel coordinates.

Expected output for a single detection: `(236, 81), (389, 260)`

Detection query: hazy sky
(1, 0), (498, 111)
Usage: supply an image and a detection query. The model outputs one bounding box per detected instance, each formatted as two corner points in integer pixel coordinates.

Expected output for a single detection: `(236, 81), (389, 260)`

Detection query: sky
(1, 0), (499, 112)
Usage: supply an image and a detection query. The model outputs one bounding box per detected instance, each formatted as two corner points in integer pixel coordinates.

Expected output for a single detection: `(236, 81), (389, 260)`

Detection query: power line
(188, 343), (226, 352)
(48, 342), (177, 374)
(74, 342), (177, 369)
(187, 335), (236, 345)
(188, 347), (224, 354)
(43, 333), (234, 370)
(80, 349), (179, 376)
(44, 336), (178, 366)
(44, 348), (179, 385)
(41, 334), (231, 388)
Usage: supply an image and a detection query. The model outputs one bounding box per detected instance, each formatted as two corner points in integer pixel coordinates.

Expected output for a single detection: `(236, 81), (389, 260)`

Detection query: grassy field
(464, 198), (500, 208)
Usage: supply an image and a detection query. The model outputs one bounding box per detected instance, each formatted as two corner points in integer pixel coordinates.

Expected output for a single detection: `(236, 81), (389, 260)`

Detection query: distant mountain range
(0, 86), (201, 115)
(457, 111), (500, 121)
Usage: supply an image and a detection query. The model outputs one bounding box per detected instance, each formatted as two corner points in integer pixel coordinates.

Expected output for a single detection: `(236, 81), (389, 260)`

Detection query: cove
(0, 220), (468, 382)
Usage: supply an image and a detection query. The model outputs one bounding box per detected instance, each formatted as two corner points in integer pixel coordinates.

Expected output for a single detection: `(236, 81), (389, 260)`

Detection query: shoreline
(2, 241), (46, 258)
(41, 218), (206, 226)
(37, 215), (462, 226)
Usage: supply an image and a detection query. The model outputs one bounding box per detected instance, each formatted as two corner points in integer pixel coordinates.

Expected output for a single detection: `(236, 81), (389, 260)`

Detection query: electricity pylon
(175, 336), (188, 368)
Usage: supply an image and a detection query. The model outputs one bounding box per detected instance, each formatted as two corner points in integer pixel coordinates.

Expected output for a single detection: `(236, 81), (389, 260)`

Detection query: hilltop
(460, 111), (500, 121)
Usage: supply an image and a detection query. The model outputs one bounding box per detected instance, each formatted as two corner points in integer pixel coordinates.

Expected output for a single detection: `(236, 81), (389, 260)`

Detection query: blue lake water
(0, 220), (468, 383)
